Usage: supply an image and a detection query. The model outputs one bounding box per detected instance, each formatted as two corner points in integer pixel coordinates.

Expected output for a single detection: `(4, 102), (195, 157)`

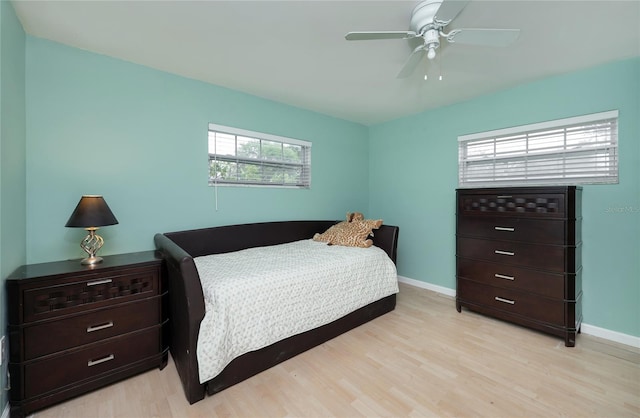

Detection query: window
(208, 123), (311, 188)
(458, 110), (619, 187)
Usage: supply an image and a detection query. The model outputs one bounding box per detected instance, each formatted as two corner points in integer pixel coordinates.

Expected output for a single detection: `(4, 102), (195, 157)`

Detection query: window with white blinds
(458, 110), (619, 187)
(208, 123), (311, 188)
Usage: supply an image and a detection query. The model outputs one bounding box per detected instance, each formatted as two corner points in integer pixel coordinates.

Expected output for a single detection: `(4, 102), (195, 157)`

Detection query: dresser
(455, 186), (582, 346)
(6, 251), (168, 417)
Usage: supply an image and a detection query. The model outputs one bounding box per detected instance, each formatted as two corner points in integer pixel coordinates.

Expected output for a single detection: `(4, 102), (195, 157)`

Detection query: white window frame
(458, 110), (619, 188)
(208, 123), (311, 189)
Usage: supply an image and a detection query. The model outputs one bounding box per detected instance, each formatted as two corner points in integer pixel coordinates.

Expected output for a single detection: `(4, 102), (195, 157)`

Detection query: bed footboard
(153, 233), (206, 404)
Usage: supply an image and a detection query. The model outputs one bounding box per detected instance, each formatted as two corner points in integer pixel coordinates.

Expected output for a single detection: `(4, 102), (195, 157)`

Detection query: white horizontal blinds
(208, 124), (311, 188)
(458, 111), (618, 187)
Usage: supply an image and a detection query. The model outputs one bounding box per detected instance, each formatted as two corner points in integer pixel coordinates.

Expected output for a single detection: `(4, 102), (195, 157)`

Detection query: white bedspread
(193, 239), (398, 383)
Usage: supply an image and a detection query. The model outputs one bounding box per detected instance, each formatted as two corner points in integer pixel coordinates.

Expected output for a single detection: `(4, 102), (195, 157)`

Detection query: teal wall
(25, 37), (370, 263)
(369, 57), (640, 337)
(0, 0), (26, 412)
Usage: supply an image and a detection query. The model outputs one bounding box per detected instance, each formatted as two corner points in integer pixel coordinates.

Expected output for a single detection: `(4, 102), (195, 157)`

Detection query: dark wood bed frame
(154, 220), (399, 404)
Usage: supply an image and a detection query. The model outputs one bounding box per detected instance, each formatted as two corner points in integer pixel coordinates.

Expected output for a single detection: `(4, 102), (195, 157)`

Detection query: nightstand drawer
(23, 297), (161, 360)
(457, 278), (564, 326)
(457, 216), (567, 244)
(24, 326), (161, 399)
(456, 258), (565, 299)
(457, 237), (567, 272)
(23, 266), (158, 322)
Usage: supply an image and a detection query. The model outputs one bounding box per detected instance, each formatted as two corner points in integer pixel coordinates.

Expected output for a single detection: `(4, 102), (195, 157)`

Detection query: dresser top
(6, 250), (162, 281)
(457, 185), (582, 194)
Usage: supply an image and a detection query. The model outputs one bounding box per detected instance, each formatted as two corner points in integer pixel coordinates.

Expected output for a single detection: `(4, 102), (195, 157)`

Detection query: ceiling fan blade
(345, 31), (417, 41)
(397, 46), (426, 79)
(446, 28), (521, 47)
(434, 0), (470, 25)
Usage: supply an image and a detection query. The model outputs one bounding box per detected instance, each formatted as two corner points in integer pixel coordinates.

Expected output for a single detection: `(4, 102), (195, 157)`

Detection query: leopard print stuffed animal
(348, 212), (364, 222)
(313, 212), (383, 248)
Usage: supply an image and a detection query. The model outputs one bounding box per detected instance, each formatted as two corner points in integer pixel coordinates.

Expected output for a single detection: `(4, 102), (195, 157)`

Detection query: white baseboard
(398, 275), (456, 297)
(580, 323), (640, 348)
(1, 401), (9, 418)
(397, 275), (640, 349)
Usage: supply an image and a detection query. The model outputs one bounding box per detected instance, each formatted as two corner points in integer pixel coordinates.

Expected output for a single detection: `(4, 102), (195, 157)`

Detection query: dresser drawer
(23, 297), (161, 360)
(24, 326), (160, 399)
(458, 192), (566, 218)
(457, 216), (567, 244)
(23, 266), (158, 322)
(457, 278), (564, 326)
(457, 237), (567, 272)
(457, 258), (565, 299)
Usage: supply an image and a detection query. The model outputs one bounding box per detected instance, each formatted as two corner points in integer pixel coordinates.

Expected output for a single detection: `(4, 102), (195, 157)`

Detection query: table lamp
(65, 195), (119, 265)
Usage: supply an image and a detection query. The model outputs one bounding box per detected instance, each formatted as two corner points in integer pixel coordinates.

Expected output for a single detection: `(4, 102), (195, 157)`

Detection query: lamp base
(78, 228), (105, 265)
(81, 255), (104, 265)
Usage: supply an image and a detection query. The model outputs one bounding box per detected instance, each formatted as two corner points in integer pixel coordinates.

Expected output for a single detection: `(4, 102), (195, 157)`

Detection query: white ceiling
(11, 0), (640, 125)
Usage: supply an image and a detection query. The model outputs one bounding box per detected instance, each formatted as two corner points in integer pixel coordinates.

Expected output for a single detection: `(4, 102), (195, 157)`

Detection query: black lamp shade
(65, 195), (119, 228)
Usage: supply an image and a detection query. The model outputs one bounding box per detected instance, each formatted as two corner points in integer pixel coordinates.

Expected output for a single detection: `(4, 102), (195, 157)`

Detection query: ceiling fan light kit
(345, 0), (521, 78)
(422, 29), (439, 60)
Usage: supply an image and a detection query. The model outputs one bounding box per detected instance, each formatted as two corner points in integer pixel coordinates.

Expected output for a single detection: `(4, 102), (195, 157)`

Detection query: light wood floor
(34, 283), (639, 417)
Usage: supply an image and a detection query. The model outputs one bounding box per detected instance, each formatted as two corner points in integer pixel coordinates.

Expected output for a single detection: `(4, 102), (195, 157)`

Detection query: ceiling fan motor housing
(410, 0), (443, 34)
(411, 0), (443, 58)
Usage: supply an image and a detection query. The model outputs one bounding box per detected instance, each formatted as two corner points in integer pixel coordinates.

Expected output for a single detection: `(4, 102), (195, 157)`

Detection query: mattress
(193, 239), (398, 383)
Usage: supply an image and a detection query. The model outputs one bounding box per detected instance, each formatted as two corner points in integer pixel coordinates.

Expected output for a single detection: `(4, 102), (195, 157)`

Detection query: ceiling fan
(345, 0), (521, 78)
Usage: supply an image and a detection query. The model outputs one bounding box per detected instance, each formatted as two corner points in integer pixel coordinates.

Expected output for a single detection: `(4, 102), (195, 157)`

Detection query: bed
(154, 220), (399, 404)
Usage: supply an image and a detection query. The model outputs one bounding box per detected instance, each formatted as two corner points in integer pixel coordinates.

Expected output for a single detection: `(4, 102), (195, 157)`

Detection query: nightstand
(6, 251), (168, 417)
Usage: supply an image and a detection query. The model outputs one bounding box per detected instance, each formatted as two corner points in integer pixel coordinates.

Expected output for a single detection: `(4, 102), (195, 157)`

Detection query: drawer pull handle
(494, 250), (515, 256)
(494, 226), (515, 232)
(497, 195), (512, 198)
(87, 354), (115, 367)
(495, 296), (515, 305)
(495, 273), (515, 281)
(87, 278), (112, 287)
(86, 321), (114, 333)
